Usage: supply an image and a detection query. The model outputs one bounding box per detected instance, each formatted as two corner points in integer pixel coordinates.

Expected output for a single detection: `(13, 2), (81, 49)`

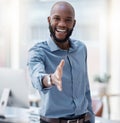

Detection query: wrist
(46, 74), (52, 86)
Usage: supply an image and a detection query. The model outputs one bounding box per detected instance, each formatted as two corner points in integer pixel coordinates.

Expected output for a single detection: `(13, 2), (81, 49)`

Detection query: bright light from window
(9, 0), (20, 69)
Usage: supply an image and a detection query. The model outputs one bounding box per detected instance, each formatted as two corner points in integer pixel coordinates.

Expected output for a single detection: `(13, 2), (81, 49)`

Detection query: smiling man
(27, 1), (95, 123)
(48, 1), (75, 45)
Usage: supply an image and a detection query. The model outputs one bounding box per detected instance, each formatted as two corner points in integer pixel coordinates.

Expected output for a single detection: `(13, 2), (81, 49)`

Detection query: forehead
(50, 4), (75, 18)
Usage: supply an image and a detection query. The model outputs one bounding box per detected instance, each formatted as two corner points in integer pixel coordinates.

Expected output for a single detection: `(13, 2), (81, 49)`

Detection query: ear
(73, 19), (76, 27)
(47, 16), (50, 23)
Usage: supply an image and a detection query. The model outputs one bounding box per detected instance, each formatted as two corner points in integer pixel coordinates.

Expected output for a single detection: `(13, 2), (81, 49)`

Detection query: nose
(58, 20), (66, 27)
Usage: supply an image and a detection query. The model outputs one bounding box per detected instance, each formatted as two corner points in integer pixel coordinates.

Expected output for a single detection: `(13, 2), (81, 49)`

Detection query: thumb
(58, 59), (65, 69)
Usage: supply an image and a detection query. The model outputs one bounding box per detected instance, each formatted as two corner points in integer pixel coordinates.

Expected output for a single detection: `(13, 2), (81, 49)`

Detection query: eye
(66, 19), (72, 22)
(53, 17), (60, 21)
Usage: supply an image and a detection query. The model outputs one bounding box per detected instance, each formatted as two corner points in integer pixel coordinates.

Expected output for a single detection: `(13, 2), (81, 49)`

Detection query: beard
(49, 24), (74, 43)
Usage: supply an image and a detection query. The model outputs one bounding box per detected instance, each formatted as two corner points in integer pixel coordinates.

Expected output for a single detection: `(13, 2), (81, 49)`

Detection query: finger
(57, 85), (62, 91)
(54, 79), (62, 86)
(53, 79), (62, 91)
(58, 59), (65, 69)
(56, 82), (62, 91)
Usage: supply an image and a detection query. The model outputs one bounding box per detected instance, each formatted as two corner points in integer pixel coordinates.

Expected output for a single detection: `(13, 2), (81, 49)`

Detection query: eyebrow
(53, 15), (73, 19)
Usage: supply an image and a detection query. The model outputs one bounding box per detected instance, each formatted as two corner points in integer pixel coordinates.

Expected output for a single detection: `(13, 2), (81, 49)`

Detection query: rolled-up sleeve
(27, 46), (47, 91)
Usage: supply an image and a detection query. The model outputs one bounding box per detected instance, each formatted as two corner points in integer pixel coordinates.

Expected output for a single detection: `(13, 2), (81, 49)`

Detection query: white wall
(109, 0), (120, 120)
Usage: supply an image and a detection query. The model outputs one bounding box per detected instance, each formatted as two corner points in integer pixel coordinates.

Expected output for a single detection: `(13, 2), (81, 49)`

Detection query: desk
(0, 107), (30, 123)
(0, 107), (120, 123)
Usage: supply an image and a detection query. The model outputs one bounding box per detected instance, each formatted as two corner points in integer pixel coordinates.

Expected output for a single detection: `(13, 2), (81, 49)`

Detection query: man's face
(48, 23), (73, 43)
(48, 4), (76, 43)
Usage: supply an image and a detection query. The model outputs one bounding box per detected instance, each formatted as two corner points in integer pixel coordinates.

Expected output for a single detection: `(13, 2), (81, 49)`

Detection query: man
(27, 1), (95, 123)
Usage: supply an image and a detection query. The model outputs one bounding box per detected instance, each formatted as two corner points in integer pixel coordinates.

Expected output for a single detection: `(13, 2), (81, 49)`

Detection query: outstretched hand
(51, 59), (65, 91)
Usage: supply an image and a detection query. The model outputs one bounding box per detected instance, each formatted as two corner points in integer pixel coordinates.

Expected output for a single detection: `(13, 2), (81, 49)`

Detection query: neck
(55, 40), (70, 50)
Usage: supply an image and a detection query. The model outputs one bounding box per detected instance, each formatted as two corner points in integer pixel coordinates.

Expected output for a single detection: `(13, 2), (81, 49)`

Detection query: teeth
(56, 29), (66, 32)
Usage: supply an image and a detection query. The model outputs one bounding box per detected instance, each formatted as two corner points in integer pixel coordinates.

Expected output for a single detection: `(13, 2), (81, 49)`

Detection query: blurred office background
(0, 0), (120, 121)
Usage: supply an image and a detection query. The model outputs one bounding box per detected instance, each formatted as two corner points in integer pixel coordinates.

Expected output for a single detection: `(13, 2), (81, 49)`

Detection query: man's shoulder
(30, 40), (48, 50)
(71, 38), (86, 47)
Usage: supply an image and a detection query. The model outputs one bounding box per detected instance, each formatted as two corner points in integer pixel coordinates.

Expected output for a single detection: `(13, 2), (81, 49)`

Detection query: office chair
(92, 98), (103, 117)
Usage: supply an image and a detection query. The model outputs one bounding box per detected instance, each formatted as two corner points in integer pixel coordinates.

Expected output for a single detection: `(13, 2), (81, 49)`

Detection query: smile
(56, 28), (67, 33)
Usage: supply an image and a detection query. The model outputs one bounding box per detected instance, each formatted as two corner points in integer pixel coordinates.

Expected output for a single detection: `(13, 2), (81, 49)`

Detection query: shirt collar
(47, 37), (77, 52)
(47, 37), (60, 52)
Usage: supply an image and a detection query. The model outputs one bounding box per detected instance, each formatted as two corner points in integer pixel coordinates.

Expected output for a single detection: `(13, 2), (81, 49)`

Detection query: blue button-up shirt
(27, 38), (95, 123)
